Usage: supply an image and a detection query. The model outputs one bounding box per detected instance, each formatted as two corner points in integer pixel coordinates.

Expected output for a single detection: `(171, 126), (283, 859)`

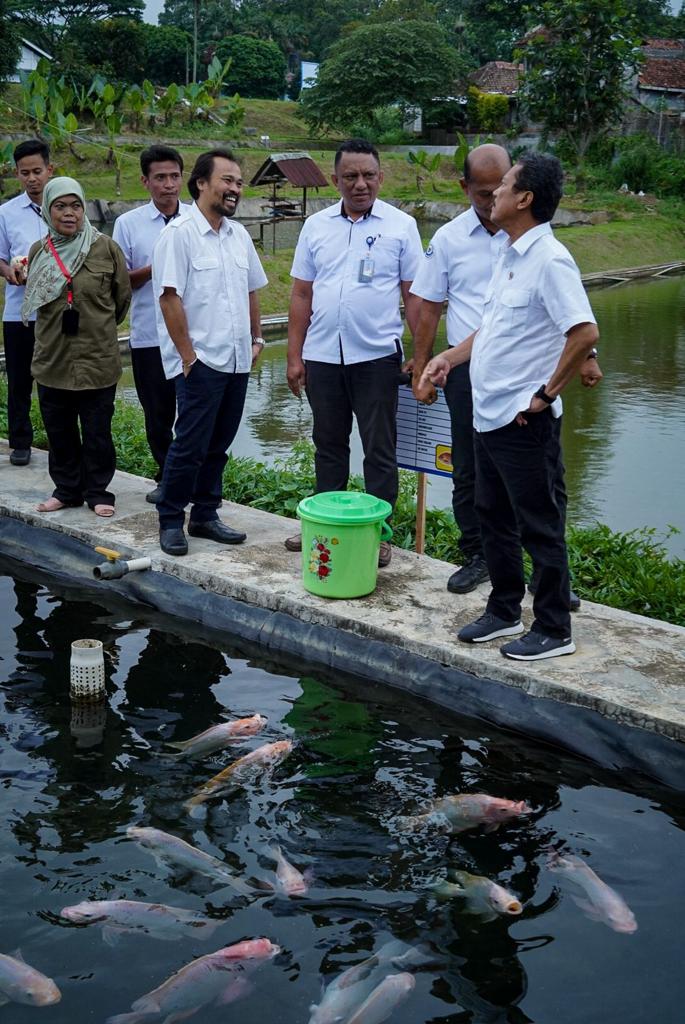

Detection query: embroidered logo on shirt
(424, 245), (434, 258)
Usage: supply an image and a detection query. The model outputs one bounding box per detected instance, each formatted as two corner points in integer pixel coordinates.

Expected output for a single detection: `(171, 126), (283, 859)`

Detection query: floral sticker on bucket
(309, 535), (334, 580)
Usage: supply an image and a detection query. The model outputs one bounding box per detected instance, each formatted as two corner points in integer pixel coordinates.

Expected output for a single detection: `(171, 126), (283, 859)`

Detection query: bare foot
(36, 497), (67, 513)
(93, 504), (115, 518)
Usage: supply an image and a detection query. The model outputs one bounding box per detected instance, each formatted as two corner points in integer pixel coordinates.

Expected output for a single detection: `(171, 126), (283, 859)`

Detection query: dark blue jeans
(474, 409), (572, 638)
(4, 321), (35, 450)
(157, 360), (249, 530)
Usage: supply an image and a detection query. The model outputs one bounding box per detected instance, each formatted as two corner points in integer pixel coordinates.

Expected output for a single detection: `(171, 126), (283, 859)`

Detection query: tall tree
(517, 0), (643, 165)
(13, 0), (144, 49)
(300, 21), (467, 132)
(0, 0), (21, 85)
(215, 35), (286, 98)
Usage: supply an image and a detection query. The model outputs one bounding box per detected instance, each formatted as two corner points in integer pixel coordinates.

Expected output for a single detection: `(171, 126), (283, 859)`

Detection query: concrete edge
(1, 512), (684, 791)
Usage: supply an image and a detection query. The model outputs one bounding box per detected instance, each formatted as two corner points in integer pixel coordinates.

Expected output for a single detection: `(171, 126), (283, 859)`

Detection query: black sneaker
(501, 630), (576, 661)
(146, 485), (163, 504)
(447, 555), (490, 594)
(528, 567), (581, 612)
(10, 448), (31, 466)
(458, 612), (524, 644)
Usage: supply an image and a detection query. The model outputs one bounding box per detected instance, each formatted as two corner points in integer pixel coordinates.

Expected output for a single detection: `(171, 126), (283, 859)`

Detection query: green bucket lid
(297, 490), (392, 525)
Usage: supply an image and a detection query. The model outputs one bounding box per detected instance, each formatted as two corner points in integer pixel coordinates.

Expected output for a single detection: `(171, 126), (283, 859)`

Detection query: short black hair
(14, 139), (50, 166)
(512, 153), (563, 223)
(140, 145), (184, 177)
(187, 148), (240, 200)
(334, 138), (380, 169)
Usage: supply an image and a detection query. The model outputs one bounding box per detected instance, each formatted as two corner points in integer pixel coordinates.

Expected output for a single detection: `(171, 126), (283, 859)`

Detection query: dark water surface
(2, 561), (685, 1023)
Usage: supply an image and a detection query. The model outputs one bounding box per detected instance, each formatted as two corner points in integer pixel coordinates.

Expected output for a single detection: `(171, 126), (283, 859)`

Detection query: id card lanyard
(47, 237), (74, 308)
(358, 234), (377, 284)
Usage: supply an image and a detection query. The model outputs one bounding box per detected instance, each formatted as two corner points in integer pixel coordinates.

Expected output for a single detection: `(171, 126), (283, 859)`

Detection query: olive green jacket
(29, 234), (131, 390)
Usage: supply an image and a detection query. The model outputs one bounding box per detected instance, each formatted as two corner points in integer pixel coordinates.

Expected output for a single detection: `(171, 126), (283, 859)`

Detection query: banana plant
(407, 149), (442, 195)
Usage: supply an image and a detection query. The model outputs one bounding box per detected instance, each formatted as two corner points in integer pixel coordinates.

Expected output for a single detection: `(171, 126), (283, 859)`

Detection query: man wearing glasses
(285, 138), (423, 567)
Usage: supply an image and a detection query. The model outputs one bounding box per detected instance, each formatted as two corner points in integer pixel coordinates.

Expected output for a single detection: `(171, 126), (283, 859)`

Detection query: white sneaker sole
(462, 622), (524, 643)
(503, 640), (576, 661)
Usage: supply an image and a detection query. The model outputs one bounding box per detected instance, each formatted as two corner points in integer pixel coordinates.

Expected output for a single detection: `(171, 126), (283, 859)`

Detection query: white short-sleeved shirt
(0, 191), (48, 322)
(112, 200), (188, 348)
(152, 202), (267, 380)
(410, 206), (506, 345)
(470, 222), (597, 433)
(290, 197), (423, 365)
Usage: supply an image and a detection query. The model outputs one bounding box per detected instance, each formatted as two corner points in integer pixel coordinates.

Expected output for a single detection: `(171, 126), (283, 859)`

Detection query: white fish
(400, 793), (531, 834)
(127, 826), (252, 895)
(346, 972), (415, 1024)
(183, 740), (293, 814)
(0, 951), (61, 1007)
(433, 871), (523, 922)
(60, 899), (222, 945)
(309, 941), (423, 1024)
(548, 851), (637, 933)
(268, 844), (309, 896)
(106, 939), (279, 1024)
(164, 715), (267, 758)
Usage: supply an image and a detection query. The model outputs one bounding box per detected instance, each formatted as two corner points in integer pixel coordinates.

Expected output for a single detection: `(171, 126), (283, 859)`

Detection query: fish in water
(548, 851), (637, 934)
(0, 951), (61, 1007)
(433, 870), (523, 922)
(164, 715), (267, 758)
(60, 899), (222, 945)
(106, 938), (279, 1024)
(309, 941), (424, 1024)
(266, 844), (309, 896)
(183, 739), (293, 814)
(126, 826), (253, 896)
(399, 793), (531, 834)
(345, 972), (415, 1024)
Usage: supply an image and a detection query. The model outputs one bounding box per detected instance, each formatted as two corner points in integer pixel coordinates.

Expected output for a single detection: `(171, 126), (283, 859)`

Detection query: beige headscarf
(22, 176), (100, 323)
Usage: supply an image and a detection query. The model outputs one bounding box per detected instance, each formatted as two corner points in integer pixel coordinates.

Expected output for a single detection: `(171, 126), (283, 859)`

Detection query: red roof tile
(469, 61), (523, 96)
(250, 153), (328, 188)
(639, 57), (685, 91)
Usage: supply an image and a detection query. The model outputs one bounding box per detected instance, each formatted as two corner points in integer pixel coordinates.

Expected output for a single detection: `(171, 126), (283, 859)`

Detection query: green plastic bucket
(297, 491), (393, 599)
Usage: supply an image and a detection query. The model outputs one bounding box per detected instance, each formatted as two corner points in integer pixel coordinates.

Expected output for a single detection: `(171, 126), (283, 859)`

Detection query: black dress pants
(443, 360), (482, 559)
(305, 353), (401, 509)
(474, 408), (572, 638)
(38, 384), (117, 507)
(4, 321), (35, 450)
(130, 345), (176, 480)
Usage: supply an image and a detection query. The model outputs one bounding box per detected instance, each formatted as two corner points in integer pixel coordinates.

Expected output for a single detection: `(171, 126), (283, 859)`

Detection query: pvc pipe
(93, 556), (152, 581)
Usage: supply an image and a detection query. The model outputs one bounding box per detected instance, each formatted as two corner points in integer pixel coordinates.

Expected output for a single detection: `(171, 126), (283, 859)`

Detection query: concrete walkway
(1, 442), (684, 779)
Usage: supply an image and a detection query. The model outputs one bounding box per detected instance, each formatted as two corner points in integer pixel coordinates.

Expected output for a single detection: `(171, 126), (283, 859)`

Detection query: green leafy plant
(407, 149), (442, 195)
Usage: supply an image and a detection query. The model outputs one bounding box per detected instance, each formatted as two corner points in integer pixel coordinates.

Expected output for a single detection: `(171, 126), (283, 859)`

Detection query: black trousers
(444, 361), (481, 559)
(157, 360), (249, 530)
(305, 353), (401, 509)
(38, 384), (117, 507)
(4, 321), (35, 450)
(130, 345), (176, 480)
(474, 408), (572, 638)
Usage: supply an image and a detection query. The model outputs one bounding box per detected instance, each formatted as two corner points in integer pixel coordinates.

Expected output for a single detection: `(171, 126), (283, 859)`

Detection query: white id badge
(358, 255), (375, 283)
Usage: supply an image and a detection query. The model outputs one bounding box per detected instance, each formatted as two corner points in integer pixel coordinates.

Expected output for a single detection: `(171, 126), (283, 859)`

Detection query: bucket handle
(381, 520), (393, 541)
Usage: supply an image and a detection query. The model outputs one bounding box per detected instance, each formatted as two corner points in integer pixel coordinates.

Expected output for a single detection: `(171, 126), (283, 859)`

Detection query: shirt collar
(190, 201), (234, 236)
(150, 199), (181, 222)
(465, 205), (505, 240)
(331, 198), (380, 222)
(509, 221), (552, 255)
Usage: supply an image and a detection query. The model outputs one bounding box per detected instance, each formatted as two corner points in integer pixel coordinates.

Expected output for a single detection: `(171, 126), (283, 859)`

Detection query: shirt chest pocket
(78, 258), (113, 300)
(499, 287), (530, 329)
(191, 256), (220, 297)
(370, 236), (401, 277)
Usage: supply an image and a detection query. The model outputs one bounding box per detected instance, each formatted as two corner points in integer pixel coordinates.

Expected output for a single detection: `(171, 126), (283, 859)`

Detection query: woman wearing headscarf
(22, 176), (131, 516)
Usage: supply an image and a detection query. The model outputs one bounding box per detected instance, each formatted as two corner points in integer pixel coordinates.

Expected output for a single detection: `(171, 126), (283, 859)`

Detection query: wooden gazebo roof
(250, 152), (328, 188)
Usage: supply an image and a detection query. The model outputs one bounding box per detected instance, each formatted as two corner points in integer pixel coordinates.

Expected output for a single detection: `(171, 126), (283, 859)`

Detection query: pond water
(2, 560), (685, 1023)
(119, 273), (685, 558)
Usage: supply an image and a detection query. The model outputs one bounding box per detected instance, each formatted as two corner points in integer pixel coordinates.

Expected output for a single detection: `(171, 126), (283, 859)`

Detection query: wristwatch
(535, 385), (555, 404)
(252, 336), (266, 348)
(587, 347), (598, 359)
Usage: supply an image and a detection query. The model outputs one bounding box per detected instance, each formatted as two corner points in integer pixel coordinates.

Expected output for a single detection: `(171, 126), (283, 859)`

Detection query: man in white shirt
(112, 145), (186, 503)
(411, 145), (602, 601)
(286, 138), (423, 567)
(421, 153), (599, 661)
(152, 149), (268, 556)
(0, 139), (53, 466)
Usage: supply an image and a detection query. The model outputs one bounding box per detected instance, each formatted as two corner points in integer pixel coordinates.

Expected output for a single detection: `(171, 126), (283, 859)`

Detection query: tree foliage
(214, 35), (286, 99)
(141, 24), (188, 85)
(12, 0), (144, 49)
(0, 0), (21, 86)
(517, 0), (643, 164)
(300, 21), (466, 132)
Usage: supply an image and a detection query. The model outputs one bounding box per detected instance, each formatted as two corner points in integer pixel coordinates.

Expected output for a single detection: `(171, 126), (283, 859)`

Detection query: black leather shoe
(159, 527), (188, 556)
(447, 555), (489, 594)
(10, 448), (31, 466)
(188, 520), (246, 544)
(528, 567), (581, 611)
(146, 485), (163, 504)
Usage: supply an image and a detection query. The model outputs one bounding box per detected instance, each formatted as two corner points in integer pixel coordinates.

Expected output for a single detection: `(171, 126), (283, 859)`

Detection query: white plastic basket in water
(70, 639), (105, 701)
(70, 698), (107, 748)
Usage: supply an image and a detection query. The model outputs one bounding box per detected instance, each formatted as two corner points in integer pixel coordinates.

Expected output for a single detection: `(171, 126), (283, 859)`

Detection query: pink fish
(0, 951), (61, 1007)
(184, 740), (293, 813)
(106, 938), (279, 1024)
(164, 715), (267, 758)
(400, 793), (531, 834)
(548, 851), (637, 933)
(267, 844), (309, 896)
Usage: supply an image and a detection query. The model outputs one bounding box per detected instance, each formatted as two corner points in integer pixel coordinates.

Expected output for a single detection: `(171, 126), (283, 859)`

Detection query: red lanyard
(47, 237), (74, 306)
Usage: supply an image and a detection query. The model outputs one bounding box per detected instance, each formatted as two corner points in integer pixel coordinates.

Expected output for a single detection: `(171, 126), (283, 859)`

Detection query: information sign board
(396, 385), (453, 478)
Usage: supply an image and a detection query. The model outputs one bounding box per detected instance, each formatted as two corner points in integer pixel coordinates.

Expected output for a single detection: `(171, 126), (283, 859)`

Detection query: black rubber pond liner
(1, 514), (683, 792)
